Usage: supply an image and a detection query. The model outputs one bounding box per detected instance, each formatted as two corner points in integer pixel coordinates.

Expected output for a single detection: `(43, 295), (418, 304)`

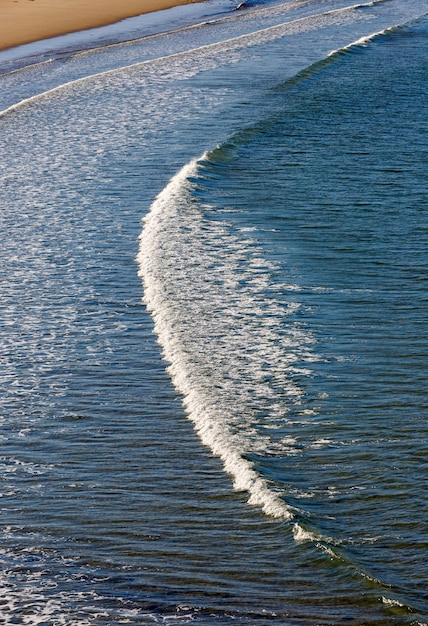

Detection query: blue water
(1, 1), (427, 624)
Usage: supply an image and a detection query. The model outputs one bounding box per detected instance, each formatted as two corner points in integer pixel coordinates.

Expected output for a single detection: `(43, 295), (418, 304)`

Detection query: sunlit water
(1, 0), (427, 623)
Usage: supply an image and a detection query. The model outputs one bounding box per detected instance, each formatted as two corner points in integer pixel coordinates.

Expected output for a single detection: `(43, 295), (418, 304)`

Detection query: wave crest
(137, 154), (317, 519)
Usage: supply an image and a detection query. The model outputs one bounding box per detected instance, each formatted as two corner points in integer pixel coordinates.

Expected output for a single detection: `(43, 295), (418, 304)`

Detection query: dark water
(0, 1), (427, 623)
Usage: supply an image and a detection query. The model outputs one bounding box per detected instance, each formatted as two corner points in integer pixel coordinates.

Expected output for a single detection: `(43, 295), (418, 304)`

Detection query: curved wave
(135, 5), (427, 524)
(135, 145), (423, 622)
(136, 153), (316, 519)
(136, 20), (428, 619)
(270, 20), (420, 97)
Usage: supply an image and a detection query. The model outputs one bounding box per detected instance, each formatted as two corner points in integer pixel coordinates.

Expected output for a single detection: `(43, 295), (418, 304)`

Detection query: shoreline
(0, 0), (204, 52)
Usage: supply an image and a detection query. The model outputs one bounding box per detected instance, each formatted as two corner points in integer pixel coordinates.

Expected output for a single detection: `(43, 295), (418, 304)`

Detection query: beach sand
(0, 0), (203, 51)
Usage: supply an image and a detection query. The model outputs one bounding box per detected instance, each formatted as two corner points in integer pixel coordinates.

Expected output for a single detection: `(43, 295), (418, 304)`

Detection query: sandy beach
(0, 0), (203, 51)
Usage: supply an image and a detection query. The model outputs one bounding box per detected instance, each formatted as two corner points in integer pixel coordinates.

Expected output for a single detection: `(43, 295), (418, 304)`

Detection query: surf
(1, 0), (420, 116)
(136, 153), (316, 520)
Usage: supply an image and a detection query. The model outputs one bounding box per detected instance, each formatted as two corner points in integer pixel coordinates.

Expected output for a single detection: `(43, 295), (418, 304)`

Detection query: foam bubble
(292, 523), (317, 544)
(381, 596), (406, 608)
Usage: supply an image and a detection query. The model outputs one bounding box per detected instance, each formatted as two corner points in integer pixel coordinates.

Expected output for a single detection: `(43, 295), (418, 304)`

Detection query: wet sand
(0, 0), (203, 51)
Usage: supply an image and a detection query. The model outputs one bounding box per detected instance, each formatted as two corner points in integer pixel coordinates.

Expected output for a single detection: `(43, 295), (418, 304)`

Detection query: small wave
(292, 522), (319, 544)
(137, 154), (318, 520)
(382, 596), (406, 608)
(271, 10), (422, 97)
(292, 522), (342, 548)
(327, 21), (414, 58)
(0, 0), (404, 117)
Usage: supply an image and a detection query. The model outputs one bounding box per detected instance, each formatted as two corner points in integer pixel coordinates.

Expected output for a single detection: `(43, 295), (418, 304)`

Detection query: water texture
(0, 0), (427, 623)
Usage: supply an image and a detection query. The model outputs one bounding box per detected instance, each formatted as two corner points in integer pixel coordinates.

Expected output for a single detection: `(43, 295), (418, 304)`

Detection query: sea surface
(0, 0), (427, 623)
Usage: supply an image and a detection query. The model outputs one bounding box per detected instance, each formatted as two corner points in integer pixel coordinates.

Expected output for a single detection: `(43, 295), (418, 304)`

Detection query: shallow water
(1, 0), (427, 623)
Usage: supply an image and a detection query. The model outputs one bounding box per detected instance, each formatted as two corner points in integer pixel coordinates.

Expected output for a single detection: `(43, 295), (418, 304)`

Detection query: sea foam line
(137, 155), (304, 520)
(327, 23), (401, 57)
(0, 0), (387, 118)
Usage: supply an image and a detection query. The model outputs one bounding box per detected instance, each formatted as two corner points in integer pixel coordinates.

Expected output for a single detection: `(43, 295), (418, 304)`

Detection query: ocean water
(0, 0), (427, 624)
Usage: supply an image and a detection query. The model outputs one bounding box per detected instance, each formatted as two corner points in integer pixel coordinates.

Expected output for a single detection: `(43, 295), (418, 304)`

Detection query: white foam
(292, 522), (345, 550)
(328, 24), (399, 57)
(381, 596), (406, 608)
(1, 0), (387, 118)
(137, 155), (321, 519)
(293, 523), (318, 544)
